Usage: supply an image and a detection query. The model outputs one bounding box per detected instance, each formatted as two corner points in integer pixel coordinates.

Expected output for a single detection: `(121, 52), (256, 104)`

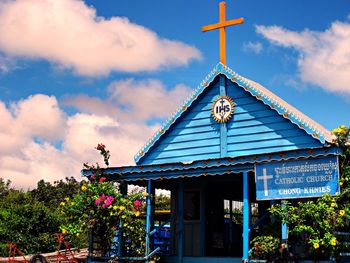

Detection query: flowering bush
(269, 194), (349, 259)
(269, 125), (350, 260)
(96, 143), (111, 166)
(60, 144), (147, 256)
(332, 125), (350, 192)
(250, 235), (280, 259)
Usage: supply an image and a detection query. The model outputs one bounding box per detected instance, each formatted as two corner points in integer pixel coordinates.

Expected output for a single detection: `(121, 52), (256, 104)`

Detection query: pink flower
(134, 200), (142, 208)
(95, 194), (106, 206)
(105, 196), (114, 207)
(95, 198), (102, 205)
(99, 177), (106, 183)
(90, 175), (95, 180)
(97, 143), (105, 150)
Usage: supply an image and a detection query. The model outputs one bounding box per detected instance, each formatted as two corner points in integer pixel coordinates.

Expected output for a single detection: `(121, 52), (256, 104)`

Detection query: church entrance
(180, 173), (258, 258)
(205, 176), (257, 257)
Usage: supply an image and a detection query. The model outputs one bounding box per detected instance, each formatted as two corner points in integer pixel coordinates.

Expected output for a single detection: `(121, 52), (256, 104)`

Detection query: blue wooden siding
(140, 77), (222, 165)
(225, 80), (323, 157)
(139, 75), (323, 165)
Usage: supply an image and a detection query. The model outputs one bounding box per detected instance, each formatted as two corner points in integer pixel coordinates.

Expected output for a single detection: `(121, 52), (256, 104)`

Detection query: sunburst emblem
(211, 95), (234, 123)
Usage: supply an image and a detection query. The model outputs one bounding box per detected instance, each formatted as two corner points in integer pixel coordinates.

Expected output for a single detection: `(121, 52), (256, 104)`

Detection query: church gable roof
(134, 63), (333, 164)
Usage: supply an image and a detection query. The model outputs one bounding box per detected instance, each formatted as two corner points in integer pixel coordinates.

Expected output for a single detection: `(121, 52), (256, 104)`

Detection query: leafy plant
(268, 125), (350, 260)
(250, 235), (280, 259)
(60, 144), (147, 257)
(0, 188), (62, 255)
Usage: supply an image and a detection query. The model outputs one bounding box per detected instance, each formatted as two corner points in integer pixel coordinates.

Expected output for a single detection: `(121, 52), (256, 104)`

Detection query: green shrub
(250, 235), (280, 259)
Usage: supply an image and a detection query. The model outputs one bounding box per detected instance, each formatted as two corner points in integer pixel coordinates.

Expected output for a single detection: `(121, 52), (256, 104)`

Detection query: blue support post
(170, 188), (176, 255)
(178, 179), (184, 263)
(145, 180), (153, 263)
(150, 184), (155, 253)
(87, 231), (93, 263)
(281, 200), (288, 241)
(242, 171), (250, 262)
(200, 183), (206, 256)
(117, 182), (127, 261)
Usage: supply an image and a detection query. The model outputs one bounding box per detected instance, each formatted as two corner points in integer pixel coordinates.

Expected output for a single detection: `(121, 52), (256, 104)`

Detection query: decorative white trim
(134, 63), (333, 163)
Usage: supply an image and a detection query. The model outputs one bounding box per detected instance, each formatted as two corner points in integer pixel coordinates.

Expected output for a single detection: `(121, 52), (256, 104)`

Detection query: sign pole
(178, 179), (184, 263)
(281, 200), (288, 241)
(242, 171), (250, 262)
(145, 180), (152, 263)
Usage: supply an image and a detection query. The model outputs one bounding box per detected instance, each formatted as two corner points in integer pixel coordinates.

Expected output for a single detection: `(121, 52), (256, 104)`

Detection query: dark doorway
(205, 174), (257, 257)
(184, 190), (202, 256)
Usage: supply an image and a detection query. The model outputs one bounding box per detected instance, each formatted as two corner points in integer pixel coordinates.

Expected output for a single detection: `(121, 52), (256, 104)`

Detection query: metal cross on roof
(202, 1), (244, 65)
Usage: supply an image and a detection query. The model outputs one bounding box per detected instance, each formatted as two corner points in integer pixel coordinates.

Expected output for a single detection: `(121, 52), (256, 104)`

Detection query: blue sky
(0, 0), (349, 188)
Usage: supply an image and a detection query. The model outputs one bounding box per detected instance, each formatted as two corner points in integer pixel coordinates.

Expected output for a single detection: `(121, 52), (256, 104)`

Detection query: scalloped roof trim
(134, 63), (333, 163)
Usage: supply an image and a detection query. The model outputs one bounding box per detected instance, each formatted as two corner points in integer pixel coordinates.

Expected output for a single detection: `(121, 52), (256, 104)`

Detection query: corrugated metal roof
(134, 63), (334, 163)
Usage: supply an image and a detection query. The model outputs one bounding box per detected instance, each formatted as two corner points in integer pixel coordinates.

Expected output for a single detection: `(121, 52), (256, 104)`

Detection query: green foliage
(269, 195), (349, 257)
(268, 125), (350, 259)
(332, 125), (350, 197)
(30, 177), (83, 209)
(60, 144), (147, 257)
(0, 178), (11, 197)
(0, 188), (62, 256)
(250, 235), (280, 259)
(155, 194), (170, 211)
(0, 144), (148, 258)
(0, 177), (82, 257)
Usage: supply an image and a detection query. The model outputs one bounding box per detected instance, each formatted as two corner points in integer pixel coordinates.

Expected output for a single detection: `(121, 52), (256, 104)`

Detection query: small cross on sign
(257, 168), (273, 197)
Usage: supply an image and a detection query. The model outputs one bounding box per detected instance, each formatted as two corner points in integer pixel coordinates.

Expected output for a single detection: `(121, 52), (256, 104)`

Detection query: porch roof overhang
(82, 146), (340, 183)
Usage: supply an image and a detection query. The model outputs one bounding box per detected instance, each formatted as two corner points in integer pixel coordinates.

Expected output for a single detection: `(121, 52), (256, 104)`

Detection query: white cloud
(2, 142), (81, 189)
(0, 95), (66, 155)
(242, 41), (263, 54)
(64, 113), (158, 167)
(0, 95), (73, 189)
(64, 78), (192, 123)
(0, 79), (192, 189)
(0, 0), (201, 76)
(11, 94), (67, 141)
(107, 79), (192, 122)
(256, 19), (350, 94)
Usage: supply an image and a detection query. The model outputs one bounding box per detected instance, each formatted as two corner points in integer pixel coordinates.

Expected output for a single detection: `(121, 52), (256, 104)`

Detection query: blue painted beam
(219, 74), (228, 158)
(108, 163), (254, 181)
(242, 171), (250, 262)
(178, 179), (184, 263)
(82, 147), (340, 179)
(145, 180), (152, 263)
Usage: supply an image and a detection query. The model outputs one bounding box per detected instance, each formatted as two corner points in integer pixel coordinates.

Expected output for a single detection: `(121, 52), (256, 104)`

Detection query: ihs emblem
(211, 95), (234, 123)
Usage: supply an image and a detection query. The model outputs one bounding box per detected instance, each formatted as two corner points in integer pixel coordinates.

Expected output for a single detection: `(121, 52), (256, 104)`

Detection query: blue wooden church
(86, 2), (340, 263)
